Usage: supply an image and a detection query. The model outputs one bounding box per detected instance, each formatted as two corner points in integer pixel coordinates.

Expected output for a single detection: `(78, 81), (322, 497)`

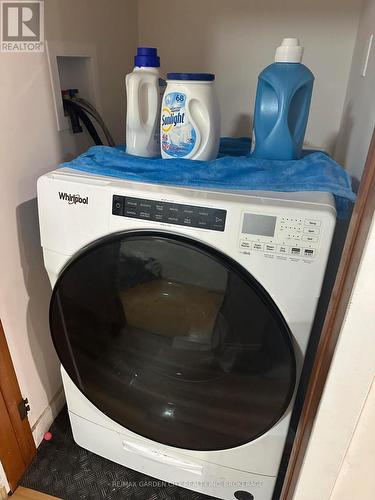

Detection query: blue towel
(61, 137), (356, 218)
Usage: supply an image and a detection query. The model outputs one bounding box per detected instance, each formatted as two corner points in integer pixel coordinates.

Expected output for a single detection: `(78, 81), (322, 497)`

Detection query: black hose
(63, 99), (103, 146)
(72, 97), (116, 147)
(64, 101), (82, 134)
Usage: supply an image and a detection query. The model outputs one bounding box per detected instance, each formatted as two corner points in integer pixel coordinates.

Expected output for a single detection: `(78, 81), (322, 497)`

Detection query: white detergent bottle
(126, 47), (161, 157)
(161, 73), (220, 161)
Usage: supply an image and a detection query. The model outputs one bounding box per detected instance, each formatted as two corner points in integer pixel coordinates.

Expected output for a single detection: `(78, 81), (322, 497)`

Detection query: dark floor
(20, 407), (214, 500)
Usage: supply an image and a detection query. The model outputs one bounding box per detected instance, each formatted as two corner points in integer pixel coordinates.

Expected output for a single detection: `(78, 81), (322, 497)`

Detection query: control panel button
(125, 198), (138, 208)
(213, 211), (225, 225)
(281, 217), (303, 224)
(291, 247), (301, 255)
(155, 203), (165, 213)
(167, 205), (180, 215)
(303, 248), (316, 258)
(303, 235), (318, 243)
(197, 209), (210, 217)
(303, 227), (320, 235)
(124, 208), (137, 217)
(112, 195), (124, 216)
(166, 215), (179, 223)
(305, 219), (321, 227)
(182, 216), (193, 225)
(252, 242), (264, 251)
(139, 201), (152, 210)
(277, 245), (290, 255)
(197, 219), (209, 227)
(240, 240), (251, 249)
(281, 225), (302, 232)
(264, 244), (276, 252)
(182, 207), (194, 216)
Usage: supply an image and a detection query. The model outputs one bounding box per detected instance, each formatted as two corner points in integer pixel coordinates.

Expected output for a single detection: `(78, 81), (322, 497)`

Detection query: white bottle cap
(275, 37), (304, 63)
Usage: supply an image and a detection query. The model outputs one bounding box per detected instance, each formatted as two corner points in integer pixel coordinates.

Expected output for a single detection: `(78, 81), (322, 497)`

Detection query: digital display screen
(242, 214), (276, 237)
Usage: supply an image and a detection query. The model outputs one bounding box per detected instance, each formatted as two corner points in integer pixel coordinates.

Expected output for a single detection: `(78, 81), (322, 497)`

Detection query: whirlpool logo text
(58, 192), (88, 205)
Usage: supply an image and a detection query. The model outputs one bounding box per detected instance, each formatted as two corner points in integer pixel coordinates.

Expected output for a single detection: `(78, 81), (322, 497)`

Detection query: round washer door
(50, 231), (296, 451)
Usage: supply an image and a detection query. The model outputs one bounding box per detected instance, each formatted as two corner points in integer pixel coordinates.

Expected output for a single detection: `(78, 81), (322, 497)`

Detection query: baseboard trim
(0, 460), (9, 496)
(0, 485), (7, 500)
(31, 388), (65, 447)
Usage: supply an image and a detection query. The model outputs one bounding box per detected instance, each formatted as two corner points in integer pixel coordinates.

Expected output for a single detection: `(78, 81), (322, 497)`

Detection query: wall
(330, 379), (375, 499)
(294, 6), (375, 492)
(293, 215), (375, 500)
(335, 0), (375, 184)
(0, 0), (138, 444)
(138, 0), (362, 154)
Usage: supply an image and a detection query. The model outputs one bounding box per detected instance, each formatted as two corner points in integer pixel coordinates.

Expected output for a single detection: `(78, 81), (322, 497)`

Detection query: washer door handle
(122, 440), (203, 475)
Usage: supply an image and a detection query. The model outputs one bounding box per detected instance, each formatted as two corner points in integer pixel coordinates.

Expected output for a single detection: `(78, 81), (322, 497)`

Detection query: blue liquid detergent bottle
(251, 38), (314, 160)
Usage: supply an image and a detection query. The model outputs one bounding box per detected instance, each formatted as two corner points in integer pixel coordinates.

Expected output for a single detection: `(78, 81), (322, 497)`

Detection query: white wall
(335, 0), (375, 184)
(330, 378), (375, 500)
(0, 0), (138, 443)
(295, 7), (375, 495)
(293, 215), (375, 500)
(138, 0), (362, 154)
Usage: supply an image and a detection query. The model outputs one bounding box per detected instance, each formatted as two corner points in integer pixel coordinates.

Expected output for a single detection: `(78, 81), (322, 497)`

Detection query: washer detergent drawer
(69, 411), (276, 500)
(121, 440), (203, 474)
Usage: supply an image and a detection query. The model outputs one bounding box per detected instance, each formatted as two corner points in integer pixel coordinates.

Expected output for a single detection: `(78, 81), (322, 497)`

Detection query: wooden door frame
(281, 127), (375, 499)
(0, 320), (36, 491)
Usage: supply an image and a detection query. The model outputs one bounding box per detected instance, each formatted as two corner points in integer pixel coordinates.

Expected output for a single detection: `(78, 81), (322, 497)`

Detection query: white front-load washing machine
(37, 167), (336, 500)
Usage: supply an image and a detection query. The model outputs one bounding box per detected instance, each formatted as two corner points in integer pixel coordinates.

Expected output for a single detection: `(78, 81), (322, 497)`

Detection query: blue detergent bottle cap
(167, 73), (215, 81)
(134, 47), (160, 68)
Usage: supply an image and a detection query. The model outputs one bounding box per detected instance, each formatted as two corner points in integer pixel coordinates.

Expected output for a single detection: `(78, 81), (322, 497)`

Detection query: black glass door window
(50, 232), (296, 451)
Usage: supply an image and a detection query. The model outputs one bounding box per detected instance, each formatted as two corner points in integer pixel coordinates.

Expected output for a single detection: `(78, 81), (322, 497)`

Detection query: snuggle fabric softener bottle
(251, 38), (314, 160)
(126, 47), (162, 157)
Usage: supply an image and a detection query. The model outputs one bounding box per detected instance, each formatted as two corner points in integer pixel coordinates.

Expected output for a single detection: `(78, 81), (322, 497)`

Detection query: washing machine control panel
(239, 213), (321, 259)
(112, 195), (227, 231)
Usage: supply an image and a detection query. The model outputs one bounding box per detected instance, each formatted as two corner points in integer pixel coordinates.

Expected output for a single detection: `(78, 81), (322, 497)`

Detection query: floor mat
(20, 407), (214, 500)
